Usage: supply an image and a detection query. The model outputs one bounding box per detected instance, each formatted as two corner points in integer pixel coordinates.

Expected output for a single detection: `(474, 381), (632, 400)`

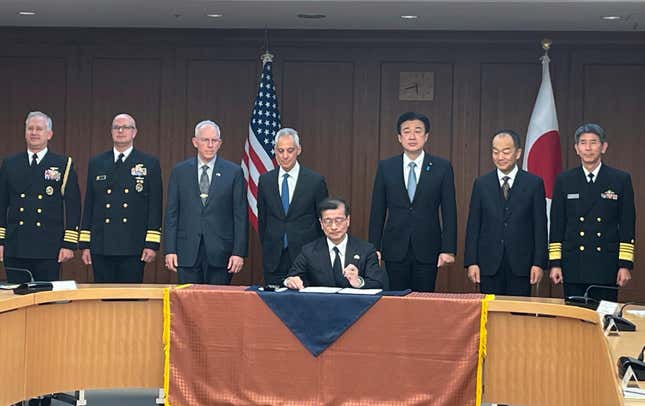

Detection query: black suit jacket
(549, 164), (635, 284)
(80, 149), (163, 255)
(163, 156), (248, 267)
(288, 235), (388, 289)
(464, 169), (547, 277)
(0, 151), (81, 259)
(368, 152), (457, 263)
(257, 165), (328, 273)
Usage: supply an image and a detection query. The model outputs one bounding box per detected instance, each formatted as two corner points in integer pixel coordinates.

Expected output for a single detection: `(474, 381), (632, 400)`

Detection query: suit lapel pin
(353, 254), (360, 260)
(425, 163), (432, 171)
(215, 172), (221, 177)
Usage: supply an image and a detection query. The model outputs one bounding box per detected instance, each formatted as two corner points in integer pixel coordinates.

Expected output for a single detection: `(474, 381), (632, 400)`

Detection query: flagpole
(262, 28), (273, 65)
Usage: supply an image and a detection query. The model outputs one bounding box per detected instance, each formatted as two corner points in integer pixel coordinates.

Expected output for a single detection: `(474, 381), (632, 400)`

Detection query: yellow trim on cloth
(163, 284), (192, 406)
(476, 294), (495, 406)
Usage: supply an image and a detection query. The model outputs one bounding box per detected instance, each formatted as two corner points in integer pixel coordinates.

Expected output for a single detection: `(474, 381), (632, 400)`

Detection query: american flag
(242, 55), (281, 230)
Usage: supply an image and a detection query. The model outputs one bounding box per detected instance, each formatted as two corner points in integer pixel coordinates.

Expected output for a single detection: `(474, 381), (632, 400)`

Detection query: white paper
(338, 288), (382, 295)
(626, 310), (645, 317)
(596, 300), (620, 317)
(51, 280), (78, 291)
(299, 286), (342, 294)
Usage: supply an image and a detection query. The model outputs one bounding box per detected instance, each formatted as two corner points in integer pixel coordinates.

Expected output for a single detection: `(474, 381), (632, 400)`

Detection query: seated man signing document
(284, 197), (388, 290)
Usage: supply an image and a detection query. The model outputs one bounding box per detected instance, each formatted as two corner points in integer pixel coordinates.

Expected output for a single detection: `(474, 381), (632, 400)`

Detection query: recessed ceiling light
(401, 15), (418, 19)
(297, 13), (326, 19)
(601, 16), (623, 21)
(18, 11), (36, 16)
(206, 13), (223, 18)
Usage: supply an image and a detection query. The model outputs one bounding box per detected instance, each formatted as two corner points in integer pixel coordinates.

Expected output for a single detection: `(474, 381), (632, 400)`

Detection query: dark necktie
(199, 165), (210, 206)
(115, 152), (125, 168)
(407, 162), (417, 202)
(281, 174), (290, 248)
(31, 153), (38, 167)
(588, 173), (594, 183)
(332, 246), (345, 287)
(502, 176), (511, 200)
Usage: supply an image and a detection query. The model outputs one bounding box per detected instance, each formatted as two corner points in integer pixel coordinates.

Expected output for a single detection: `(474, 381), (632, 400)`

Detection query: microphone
(565, 284), (619, 310)
(603, 301), (645, 332)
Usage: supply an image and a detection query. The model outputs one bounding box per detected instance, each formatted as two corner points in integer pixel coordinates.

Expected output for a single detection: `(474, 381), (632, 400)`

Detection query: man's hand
(617, 267), (632, 287)
(284, 276), (304, 290)
(0, 245), (4, 263)
(530, 266), (544, 285)
(437, 253), (455, 268)
(81, 249), (92, 265)
(57, 248), (74, 263)
(467, 265), (480, 284)
(343, 264), (362, 288)
(165, 254), (178, 272)
(140, 248), (156, 263)
(550, 267), (563, 284)
(227, 255), (244, 274)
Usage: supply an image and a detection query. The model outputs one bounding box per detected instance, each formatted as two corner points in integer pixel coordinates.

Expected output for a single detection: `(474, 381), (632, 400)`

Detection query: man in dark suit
(284, 197), (387, 290)
(464, 130), (547, 296)
(0, 111), (81, 406)
(164, 120), (248, 284)
(79, 113), (163, 283)
(257, 127), (328, 285)
(368, 111), (457, 292)
(549, 123), (635, 302)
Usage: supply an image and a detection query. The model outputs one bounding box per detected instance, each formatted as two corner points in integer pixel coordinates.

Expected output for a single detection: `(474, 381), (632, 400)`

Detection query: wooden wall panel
(0, 29), (644, 300)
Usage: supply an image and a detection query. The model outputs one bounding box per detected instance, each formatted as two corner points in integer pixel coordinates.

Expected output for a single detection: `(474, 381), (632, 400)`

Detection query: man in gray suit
(163, 120), (248, 284)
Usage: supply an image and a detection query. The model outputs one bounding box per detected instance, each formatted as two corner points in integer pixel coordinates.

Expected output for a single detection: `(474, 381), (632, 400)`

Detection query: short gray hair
(26, 111), (53, 131)
(194, 120), (221, 138)
(274, 127), (300, 147)
(574, 123), (606, 144)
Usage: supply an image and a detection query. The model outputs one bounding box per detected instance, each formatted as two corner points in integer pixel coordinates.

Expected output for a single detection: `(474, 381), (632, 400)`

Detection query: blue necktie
(407, 162), (417, 203)
(281, 173), (290, 248)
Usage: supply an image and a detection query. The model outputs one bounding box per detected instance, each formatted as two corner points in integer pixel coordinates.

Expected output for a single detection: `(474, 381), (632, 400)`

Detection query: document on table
(338, 288), (382, 295)
(299, 286), (342, 293)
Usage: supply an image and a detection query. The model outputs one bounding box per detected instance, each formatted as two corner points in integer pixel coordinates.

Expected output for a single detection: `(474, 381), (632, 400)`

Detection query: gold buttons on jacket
(106, 203), (111, 208)
(596, 247), (602, 252)
(105, 218), (111, 224)
(19, 207), (24, 212)
(579, 217), (585, 222)
(19, 221), (24, 225)
(37, 208), (42, 213)
(36, 222), (41, 227)
(123, 203), (128, 208)
(124, 188), (129, 194)
(597, 217), (602, 222)
(37, 194), (43, 200)
(597, 232), (602, 237)
(107, 189), (112, 194)
(122, 218), (128, 223)
(579, 245), (585, 251)
(20, 193), (25, 198)
(579, 231), (585, 237)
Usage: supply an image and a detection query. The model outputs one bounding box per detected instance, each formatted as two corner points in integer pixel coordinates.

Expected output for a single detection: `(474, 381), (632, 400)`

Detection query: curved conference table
(0, 285), (639, 405)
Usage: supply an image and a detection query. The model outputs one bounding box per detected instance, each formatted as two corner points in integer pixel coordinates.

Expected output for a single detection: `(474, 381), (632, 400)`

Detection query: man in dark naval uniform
(0, 111), (81, 406)
(549, 123), (635, 302)
(80, 113), (163, 283)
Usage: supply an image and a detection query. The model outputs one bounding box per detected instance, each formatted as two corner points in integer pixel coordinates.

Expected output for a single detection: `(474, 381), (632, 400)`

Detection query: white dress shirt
(113, 146), (133, 163)
(582, 162), (602, 183)
(497, 164), (519, 188)
(197, 156), (217, 184)
(278, 161), (300, 204)
(403, 151), (425, 187)
(27, 148), (48, 165)
(327, 234), (348, 267)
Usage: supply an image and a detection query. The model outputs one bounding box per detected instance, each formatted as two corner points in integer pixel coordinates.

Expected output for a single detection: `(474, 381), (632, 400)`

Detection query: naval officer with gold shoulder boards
(549, 123), (636, 302)
(79, 113), (162, 283)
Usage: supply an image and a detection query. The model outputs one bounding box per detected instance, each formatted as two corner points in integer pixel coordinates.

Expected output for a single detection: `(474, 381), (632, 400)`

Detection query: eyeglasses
(196, 137), (221, 145)
(112, 125), (136, 131)
(321, 217), (347, 227)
